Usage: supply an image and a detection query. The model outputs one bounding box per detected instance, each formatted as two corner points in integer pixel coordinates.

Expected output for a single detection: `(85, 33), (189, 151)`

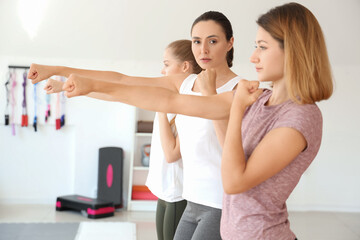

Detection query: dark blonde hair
(257, 2), (333, 104)
(167, 40), (202, 74)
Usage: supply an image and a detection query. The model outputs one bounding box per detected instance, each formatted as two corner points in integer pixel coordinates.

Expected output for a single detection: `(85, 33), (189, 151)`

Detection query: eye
(193, 40), (200, 44)
(254, 45), (267, 50)
(209, 39), (217, 44)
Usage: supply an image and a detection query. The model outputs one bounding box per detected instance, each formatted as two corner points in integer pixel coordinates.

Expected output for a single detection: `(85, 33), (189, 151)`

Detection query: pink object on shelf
(56, 201), (61, 208)
(87, 207), (115, 216)
(132, 191), (158, 200)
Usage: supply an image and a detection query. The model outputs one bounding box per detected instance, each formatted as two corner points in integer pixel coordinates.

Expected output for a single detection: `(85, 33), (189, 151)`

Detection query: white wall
(0, 0), (359, 211)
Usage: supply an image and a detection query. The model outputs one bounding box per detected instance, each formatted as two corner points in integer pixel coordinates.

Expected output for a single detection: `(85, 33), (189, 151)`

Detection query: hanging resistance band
(21, 71), (28, 127)
(60, 77), (66, 128)
(45, 93), (51, 123)
(33, 83), (38, 132)
(55, 89), (61, 130)
(10, 70), (17, 136)
(4, 73), (10, 126)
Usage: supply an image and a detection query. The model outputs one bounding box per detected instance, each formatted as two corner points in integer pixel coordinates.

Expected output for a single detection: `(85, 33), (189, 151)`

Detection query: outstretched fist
(28, 63), (56, 84)
(62, 74), (93, 98)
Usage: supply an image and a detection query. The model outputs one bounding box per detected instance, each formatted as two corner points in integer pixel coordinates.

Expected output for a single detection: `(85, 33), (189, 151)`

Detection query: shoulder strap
(179, 74), (197, 94)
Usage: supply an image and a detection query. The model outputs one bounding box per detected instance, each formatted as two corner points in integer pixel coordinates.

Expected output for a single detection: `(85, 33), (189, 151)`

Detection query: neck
(208, 62), (236, 86)
(266, 78), (289, 106)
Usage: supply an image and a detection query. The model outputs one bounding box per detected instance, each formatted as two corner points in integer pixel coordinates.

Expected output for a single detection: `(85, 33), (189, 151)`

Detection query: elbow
(223, 184), (243, 195)
(164, 153), (180, 163)
(222, 178), (248, 195)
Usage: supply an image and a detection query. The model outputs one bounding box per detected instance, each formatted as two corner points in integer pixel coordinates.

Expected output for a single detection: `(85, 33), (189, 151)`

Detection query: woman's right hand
(28, 63), (57, 84)
(197, 69), (217, 96)
(44, 78), (65, 94)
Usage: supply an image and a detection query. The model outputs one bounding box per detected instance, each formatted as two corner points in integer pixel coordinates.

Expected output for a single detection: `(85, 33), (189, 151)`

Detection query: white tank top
(146, 113), (184, 202)
(176, 74), (241, 209)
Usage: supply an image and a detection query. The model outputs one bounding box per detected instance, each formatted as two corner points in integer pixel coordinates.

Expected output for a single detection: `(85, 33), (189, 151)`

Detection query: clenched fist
(44, 78), (64, 94)
(197, 69), (217, 96)
(234, 80), (263, 108)
(28, 63), (57, 84)
(62, 74), (94, 98)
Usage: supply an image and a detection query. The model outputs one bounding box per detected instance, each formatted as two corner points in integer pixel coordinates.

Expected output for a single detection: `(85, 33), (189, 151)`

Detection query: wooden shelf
(128, 108), (156, 211)
(135, 132), (152, 137)
(133, 166), (149, 171)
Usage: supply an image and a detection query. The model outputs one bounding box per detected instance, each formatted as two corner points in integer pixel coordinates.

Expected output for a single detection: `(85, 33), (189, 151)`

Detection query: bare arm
(62, 74), (233, 120)
(197, 70), (234, 147)
(28, 63), (184, 92)
(158, 113), (181, 163)
(221, 80), (307, 194)
(44, 78), (122, 102)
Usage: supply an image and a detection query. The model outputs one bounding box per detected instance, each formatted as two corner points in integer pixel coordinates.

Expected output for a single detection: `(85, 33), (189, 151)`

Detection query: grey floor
(0, 204), (359, 240)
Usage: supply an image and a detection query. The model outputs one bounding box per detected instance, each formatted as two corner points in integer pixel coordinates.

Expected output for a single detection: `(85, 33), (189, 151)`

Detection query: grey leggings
(173, 201), (222, 240)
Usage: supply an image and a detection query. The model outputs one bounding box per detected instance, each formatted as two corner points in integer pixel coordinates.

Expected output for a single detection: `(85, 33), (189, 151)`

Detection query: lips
(256, 67), (262, 72)
(200, 58), (211, 63)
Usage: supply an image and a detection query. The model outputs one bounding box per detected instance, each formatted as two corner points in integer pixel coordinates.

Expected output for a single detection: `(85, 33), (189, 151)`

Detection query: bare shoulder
(171, 73), (196, 92)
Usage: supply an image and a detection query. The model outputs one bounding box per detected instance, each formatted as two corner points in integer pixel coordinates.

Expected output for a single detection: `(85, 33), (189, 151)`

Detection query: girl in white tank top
(146, 40), (202, 240)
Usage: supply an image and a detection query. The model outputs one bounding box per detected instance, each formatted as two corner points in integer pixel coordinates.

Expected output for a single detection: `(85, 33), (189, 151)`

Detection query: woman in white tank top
(29, 11), (240, 240)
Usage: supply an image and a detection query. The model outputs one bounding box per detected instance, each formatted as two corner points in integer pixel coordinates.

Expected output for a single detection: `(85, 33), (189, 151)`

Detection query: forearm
(57, 66), (124, 83)
(158, 114), (180, 163)
(86, 92), (119, 102)
(202, 89), (230, 146)
(93, 80), (231, 120)
(221, 101), (247, 194)
(212, 120), (228, 147)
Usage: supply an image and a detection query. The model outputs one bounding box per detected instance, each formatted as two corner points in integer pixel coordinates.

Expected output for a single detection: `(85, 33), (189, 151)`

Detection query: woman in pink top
(219, 3), (333, 239)
(31, 3), (333, 239)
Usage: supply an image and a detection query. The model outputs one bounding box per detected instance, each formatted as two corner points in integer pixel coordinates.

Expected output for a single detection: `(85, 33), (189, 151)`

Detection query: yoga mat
(0, 222), (136, 240)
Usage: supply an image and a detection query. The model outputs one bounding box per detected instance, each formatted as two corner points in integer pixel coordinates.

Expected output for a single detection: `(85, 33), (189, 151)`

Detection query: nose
(161, 67), (166, 76)
(201, 42), (209, 54)
(250, 49), (259, 64)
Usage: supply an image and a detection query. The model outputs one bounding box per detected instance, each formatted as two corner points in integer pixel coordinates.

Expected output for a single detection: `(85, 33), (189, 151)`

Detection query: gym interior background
(0, 0), (359, 213)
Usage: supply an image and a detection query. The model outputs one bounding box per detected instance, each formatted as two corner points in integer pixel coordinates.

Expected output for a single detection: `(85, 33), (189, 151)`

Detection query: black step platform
(55, 147), (123, 219)
(56, 195), (115, 219)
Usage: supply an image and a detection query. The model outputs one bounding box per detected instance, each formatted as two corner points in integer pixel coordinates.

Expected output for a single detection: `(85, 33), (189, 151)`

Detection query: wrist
(89, 77), (98, 93)
(231, 99), (247, 115)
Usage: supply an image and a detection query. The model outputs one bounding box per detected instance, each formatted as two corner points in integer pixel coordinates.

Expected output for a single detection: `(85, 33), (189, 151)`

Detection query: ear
(182, 61), (191, 73)
(227, 37), (234, 52)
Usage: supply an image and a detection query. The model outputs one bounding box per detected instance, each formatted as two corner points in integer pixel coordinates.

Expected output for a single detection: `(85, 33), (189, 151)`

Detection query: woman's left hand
(44, 78), (64, 94)
(62, 74), (94, 98)
(234, 80), (263, 108)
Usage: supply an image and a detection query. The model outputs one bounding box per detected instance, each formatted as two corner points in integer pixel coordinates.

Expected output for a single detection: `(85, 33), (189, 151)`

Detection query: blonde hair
(167, 40), (202, 74)
(257, 2), (333, 104)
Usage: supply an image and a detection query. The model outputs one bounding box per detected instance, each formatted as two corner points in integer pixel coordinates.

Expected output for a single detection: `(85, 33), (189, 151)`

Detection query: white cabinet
(127, 108), (157, 211)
